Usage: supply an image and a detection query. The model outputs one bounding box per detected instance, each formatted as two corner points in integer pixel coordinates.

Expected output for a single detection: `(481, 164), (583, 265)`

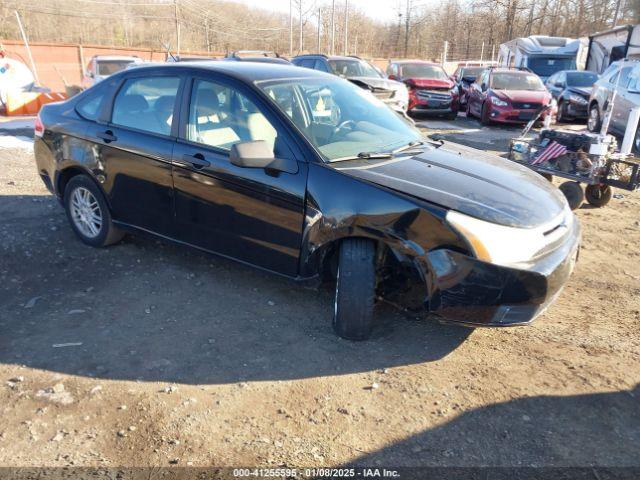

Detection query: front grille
(416, 89), (452, 101)
(512, 102), (542, 110)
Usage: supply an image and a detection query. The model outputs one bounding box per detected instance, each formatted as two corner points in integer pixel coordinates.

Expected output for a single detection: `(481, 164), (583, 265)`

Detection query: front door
(171, 76), (308, 277)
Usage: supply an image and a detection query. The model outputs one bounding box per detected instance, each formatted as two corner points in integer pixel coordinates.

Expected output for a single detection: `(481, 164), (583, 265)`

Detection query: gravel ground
(0, 119), (639, 470)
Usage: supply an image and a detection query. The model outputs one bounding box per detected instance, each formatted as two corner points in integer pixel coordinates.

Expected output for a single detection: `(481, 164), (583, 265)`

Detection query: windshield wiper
(392, 140), (425, 154)
(329, 141), (426, 163)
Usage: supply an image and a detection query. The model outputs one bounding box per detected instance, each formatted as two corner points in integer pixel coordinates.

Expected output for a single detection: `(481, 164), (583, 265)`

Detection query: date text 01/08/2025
(232, 468), (401, 478)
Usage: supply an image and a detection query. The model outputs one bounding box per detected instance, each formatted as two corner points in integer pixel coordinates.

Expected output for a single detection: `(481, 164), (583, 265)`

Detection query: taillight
(34, 114), (44, 138)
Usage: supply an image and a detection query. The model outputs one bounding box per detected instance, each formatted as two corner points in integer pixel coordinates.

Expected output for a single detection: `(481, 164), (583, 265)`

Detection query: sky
(238, 0), (402, 23)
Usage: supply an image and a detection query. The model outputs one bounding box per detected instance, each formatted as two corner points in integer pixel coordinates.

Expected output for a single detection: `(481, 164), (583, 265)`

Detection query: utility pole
(289, 0), (293, 56)
(442, 40), (448, 66)
(299, 2), (303, 53)
(317, 8), (322, 53)
(174, 0), (180, 56)
(330, 0), (335, 55)
(403, 0), (410, 57)
(14, 10), (39, 84)
(480, 41), (485, 62)
(205, 18), (211, 52)
(343, 0), (348, 55)
(491, 44), (495, 62)
(612, 0), (622, 27)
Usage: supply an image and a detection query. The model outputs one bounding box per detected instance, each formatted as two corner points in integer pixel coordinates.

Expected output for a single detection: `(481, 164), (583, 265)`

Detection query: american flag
(531, 141), (568, 165)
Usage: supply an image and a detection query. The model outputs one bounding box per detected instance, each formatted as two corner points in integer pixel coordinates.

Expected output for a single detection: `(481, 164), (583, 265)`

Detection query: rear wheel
(64, 175), (124, 247)
(332, 238), (376, 341)
(559, 181), (584, 210)
(587, 104), (601, 132)
(585, 184), (612, 207)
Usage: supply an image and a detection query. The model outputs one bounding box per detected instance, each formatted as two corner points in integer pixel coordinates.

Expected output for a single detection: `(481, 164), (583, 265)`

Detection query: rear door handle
(97, 130), (117, 143)
(182, 153), (210, 169)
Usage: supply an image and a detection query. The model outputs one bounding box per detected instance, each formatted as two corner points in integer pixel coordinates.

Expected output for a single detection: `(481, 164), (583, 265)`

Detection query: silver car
(588, 60), (640, 152)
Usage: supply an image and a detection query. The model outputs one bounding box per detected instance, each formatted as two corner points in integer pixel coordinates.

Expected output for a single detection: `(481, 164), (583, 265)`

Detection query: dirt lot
(0, 116), (639, 470)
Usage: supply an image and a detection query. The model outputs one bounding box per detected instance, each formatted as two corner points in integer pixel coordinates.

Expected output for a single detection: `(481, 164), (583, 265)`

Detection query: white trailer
(586, 24), (640, 74)
(497, 35), (585, 81)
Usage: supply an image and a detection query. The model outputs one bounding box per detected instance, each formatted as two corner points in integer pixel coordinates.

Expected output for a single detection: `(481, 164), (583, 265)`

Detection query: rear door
(171, 74), (308, 276)
(85, 71), (184, 236)
(85, 72), (183, 236)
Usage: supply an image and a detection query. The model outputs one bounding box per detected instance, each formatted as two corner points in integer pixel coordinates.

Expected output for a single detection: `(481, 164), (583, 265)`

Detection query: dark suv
(34, 62), (579, 340)
(291, 54), (408, 113)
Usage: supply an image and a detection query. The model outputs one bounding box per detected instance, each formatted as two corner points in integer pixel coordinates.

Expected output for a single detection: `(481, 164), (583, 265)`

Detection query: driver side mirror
(230, 140), (298, 174)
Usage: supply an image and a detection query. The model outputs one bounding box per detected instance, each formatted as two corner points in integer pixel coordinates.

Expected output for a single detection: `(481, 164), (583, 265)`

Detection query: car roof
(293, 54), (361, 61)
(121, 61), (326, 83)
(392, 60), (440, 66)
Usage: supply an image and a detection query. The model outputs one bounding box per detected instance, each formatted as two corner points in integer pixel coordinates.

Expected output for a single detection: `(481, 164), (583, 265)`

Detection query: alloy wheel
(70, 187), (102, 238)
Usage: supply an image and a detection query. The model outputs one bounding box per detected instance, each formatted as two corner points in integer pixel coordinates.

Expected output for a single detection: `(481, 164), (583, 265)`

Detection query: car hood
(494, 89), (551, 103)
(331, 142), (567, 228)
(404, 77), (453, 89)
(347, 76), (404, 92)
(567, 86), (592, 97)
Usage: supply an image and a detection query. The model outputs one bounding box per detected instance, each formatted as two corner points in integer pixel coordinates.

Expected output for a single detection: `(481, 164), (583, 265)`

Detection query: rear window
(111, 76), (180, 136)
(97, 60), (135, 76)
(566, 72), (598, 87)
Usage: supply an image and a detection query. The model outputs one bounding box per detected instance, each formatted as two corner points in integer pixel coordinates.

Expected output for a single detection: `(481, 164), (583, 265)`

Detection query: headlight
(568, 94), (587, 105)
(490, 96), (508, 107)
(394, 84), (409, 104)
(445, 207), (573, 268)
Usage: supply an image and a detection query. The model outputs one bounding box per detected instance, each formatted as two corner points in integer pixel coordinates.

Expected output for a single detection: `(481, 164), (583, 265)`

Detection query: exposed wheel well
(57, 167), (88, 198)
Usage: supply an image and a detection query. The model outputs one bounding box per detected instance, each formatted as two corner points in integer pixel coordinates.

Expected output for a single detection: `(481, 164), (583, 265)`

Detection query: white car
(82, 55), (143, 89)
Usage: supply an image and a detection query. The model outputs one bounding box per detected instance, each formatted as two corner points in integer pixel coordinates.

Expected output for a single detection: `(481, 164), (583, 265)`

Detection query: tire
(445, 111), (458, 121)
(556, 100), (566, 123)
(63, 175), (124, 247)
(587, 103), (601, 133)
(480, 102), (491, 126)
(332, 238), (376, 341)
(559, 181), (584, 211)
(585, 184), (612, 207)
(465, 101), (473, 119)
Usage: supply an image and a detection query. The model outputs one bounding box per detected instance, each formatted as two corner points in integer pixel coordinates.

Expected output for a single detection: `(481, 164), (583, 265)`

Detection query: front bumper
(408, 89), (458, 114)
(565, 101), (589, 119)
(426, 218), (581, 326)
(487, 104), (552, 124)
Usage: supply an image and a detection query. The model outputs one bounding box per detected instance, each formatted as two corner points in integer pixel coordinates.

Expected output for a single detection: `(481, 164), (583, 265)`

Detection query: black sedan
(545, 70), (599, 122)
(34, 62), (580, 340)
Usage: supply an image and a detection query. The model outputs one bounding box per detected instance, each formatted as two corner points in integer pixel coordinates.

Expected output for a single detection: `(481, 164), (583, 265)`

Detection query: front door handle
(97, 130), (117, 143)
(182, 153), (210, 169)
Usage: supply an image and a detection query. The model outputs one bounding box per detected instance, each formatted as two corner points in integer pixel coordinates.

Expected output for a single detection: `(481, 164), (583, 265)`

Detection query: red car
(466, 68), (555, 125)
(386, 60), (459, 119)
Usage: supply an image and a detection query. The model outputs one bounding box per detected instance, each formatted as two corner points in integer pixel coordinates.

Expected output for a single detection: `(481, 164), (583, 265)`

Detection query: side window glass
(112, 76), (180, 136)
(315, 60), (330, 72)
(76, 88), (106, 121)
(300, 59), (315, 69)
(187, 79), (278, 153)
(619, 67), (632, 88)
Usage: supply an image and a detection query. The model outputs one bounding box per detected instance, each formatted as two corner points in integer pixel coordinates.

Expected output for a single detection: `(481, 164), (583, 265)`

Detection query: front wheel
(585, 184), (612, 207)
(480, 102), (491, 126)
(587, 104), (601, 132)
(332, 238), (376, 341)
(559, 181), (584, 211)
(556, 100), (567, 123)
(64, 175), (124, 247)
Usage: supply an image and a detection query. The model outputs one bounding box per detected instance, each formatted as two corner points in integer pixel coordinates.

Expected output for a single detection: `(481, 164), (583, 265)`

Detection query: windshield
(491, 72), (546, 91)
(461, 67), (485, 79)
(566, 71), (598, 87)
(328, 60), (383, 78)
(527, 57), (576, 77)
(96, 60), (135, 76)
(258, 77), (421, 162)
(400, 64), (449, 80)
